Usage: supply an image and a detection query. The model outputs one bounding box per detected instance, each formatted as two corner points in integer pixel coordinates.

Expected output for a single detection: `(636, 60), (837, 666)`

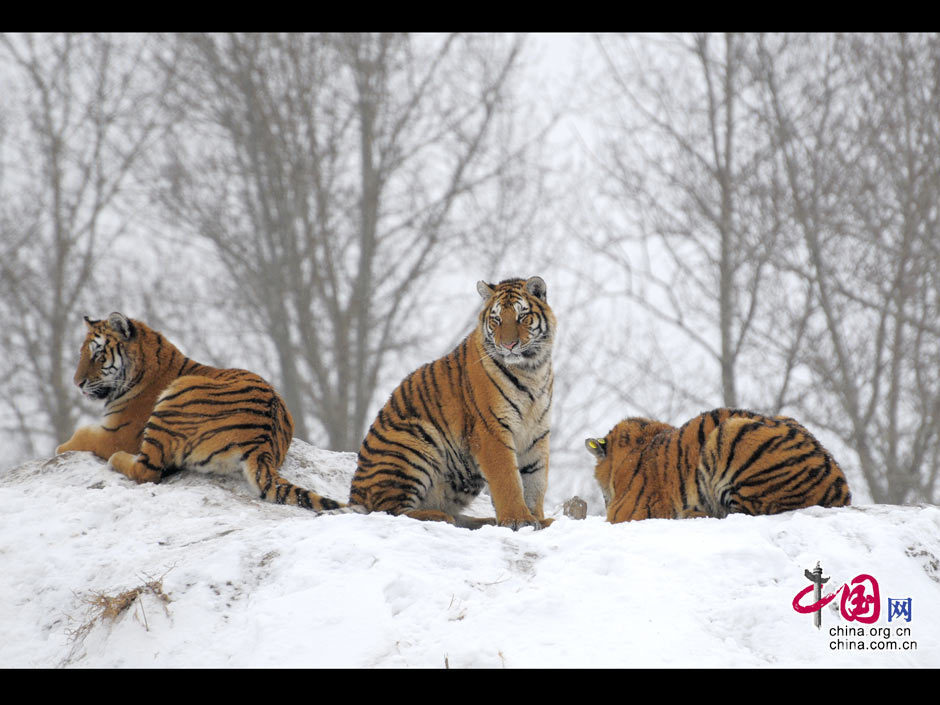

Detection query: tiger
(346, 276), (556, 530)
(56, 312), (340, 511)
(585, 407), (851, 523)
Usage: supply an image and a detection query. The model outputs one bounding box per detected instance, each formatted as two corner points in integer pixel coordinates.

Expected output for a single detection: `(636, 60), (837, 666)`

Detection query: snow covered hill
(1, 440), (938, 668)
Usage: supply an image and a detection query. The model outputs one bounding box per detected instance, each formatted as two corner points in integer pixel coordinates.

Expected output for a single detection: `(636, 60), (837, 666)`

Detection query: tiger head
(476, 276), (555, 369)
(586, 418), (673, 508)
(72, 312), (140, 402)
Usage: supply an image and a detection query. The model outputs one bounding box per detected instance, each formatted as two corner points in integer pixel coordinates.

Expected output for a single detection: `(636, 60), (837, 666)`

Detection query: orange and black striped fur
(348, 277), (555, 530)
(585, 408), (851, 523)
(56, 312), (340, 511)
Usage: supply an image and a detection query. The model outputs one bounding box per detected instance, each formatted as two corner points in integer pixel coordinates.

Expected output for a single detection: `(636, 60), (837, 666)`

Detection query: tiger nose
(502, 340), (518, 350)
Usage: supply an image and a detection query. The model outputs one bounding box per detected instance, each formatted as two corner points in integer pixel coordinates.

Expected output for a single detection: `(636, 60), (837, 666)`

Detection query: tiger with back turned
(347, 276), (556, 530)
(585, 408), (851, 523)
(56, 312), (339, 511)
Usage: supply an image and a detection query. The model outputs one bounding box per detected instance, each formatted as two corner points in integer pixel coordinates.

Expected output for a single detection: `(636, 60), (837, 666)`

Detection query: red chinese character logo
(792, 572), (881, 623)
(840, 574), (880, 623)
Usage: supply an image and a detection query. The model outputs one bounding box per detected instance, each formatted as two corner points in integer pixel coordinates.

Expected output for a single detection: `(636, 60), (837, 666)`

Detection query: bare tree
(153, 33), (548, 451)
(0, 33), (171, 459)
(753, 33), (940, 504)
(590, 33), (801, 415)
(582, 32), (940, 505)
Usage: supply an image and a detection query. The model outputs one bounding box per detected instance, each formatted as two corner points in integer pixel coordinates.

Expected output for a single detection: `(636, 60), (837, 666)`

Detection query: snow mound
(1, 440), (938, 668)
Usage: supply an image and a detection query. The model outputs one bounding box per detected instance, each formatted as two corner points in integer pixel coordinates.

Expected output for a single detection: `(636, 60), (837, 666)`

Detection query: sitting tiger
(56, 312), (340, 511)
(346, 276), (556, 530)
(585, 408), (851, 523)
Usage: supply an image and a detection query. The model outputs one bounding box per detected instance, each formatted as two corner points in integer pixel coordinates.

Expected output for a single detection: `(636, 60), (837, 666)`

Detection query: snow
(1, 440), (938, 668)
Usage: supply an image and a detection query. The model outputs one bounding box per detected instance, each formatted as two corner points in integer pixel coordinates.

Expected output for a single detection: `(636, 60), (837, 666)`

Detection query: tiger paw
(108, 451), (161, 484)
(497, 512), (550, 531)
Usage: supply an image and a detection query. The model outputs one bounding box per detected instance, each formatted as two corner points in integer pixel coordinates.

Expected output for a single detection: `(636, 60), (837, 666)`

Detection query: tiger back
(698, 414), (852, 517)
(56, 312), (340, 511)
(585, 408), (851, 523)
(348, 276), (555, 530)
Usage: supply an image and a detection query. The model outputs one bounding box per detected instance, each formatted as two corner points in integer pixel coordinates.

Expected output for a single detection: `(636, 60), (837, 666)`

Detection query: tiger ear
(83, 315), (100, 328)
(585, 437), (607, 458)
(107, 312), (135, 340)
(476, 280), (495, 301)
(525, 276), (547, 301)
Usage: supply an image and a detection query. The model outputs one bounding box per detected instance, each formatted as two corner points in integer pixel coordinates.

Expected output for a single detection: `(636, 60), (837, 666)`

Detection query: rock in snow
(1, 439), (938, 667)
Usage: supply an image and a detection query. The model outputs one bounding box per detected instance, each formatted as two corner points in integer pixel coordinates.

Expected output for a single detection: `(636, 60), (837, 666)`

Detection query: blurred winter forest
(1, 33), (937, 509)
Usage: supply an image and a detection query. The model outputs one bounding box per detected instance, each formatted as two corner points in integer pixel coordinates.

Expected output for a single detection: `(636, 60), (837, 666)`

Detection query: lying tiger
(585, 408), (851, 523)
(56, 312), (338, 510)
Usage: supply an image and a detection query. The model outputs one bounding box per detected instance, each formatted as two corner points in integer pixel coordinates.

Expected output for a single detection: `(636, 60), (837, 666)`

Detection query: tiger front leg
(57, 425), (121, 460)
(108, 451), (162, 484)
(519, 431), (551, 524)
(471, 429), (549, 531)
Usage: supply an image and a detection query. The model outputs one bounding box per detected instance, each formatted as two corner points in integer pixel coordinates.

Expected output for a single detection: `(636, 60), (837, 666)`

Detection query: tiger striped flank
(56, 312), (340, 511)
(585, 408), (851, 523)
(698, 414), (851, 517)
(349, 276), (556, 530)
